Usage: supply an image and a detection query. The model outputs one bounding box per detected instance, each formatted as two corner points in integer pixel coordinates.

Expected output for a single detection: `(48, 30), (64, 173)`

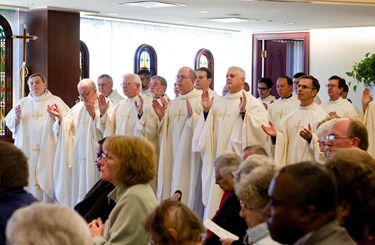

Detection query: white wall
(310, 26), (375, 109)
(80, 18), (248, 98)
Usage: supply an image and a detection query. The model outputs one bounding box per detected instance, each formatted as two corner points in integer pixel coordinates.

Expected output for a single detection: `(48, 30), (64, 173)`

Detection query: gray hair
(235, 164), (276, 216)
(98, 74), (113, 83)
(214, 152), (241, 178)
(228, 66), (246, 80)
(122, 73), (142, 85)
(151, 75), (168, 89)
(6, 203), (92, 245)
(234, 155), (274, 187)
(78, 78), (96, 90)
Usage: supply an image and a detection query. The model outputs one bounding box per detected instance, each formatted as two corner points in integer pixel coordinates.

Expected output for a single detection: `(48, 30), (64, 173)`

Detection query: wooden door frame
(252, 32), (310, 97)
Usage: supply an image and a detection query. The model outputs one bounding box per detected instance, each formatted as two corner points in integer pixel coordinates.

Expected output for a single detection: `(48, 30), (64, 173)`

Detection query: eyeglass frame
(325, 84), (339, 88)
(78, 87), (94, 99)
(325, 134), (353, 143)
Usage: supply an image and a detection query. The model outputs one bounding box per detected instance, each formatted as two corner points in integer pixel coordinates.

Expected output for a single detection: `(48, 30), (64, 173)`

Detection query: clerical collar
(106, 90), (114, 97)
(283, 93), (293, 99)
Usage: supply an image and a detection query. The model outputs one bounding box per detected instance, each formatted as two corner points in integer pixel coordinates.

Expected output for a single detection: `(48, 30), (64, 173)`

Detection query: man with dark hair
(341, 83), (352, 102)
(195, 67), (218, 99)
(137, 68), (151, 97)
(97, 74), (124, 105)
(293, 72), (321, 104)
(262, 75), (328, 167)
(0, 141), (38, 245)
(268, 76), (300, 129)
(321, 75), (358, 118)
(265, 161), (355, 245)
(325, 118), (368, 158)
(257, 77), (275, 109)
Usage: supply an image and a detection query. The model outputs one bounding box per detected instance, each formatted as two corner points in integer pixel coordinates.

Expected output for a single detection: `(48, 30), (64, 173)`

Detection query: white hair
(6, 203), (92, 245)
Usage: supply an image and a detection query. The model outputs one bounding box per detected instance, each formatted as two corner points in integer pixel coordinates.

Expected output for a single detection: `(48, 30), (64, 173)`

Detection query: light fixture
(117, 1), (185, 8)
(207, 17), (251, 23)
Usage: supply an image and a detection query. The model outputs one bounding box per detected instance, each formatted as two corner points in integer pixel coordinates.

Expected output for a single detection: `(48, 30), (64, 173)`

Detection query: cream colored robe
(5, 90), (69, 202)
(320, 97), (359, 118)
(157, 88), (202, 211)
(193, 90), (270, 219)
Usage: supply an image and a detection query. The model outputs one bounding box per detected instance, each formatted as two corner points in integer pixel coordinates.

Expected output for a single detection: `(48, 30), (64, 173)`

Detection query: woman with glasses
(89, 135), (159, 245)
(204, 152), (247, 245)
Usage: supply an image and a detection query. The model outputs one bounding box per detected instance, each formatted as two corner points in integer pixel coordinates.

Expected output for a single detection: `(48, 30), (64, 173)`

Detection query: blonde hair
(103, 136), (156, 185)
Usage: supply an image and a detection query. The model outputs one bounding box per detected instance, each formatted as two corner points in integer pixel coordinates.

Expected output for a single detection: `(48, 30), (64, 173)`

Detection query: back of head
(325, 148), (375, 240)
(293, 72), (306, 79)
(234, 154), (274, 186)
(103, 135), (156, 186)
(214, 152), (241, 176)
(144, 200), (204, 244)
(348, 118), (369, 150)
(0, 141), (28, 191)
(280, 161), (337, 215)
(6, 203), (92, 245)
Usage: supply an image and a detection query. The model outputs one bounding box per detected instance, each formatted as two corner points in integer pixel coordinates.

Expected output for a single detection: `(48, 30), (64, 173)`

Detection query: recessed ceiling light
(22, 3), (34, 6)
(119, 1), (185, 8)
(199, 10), (209, 14)
(207, 17), (251, 23)
(285, 21), (295, 25)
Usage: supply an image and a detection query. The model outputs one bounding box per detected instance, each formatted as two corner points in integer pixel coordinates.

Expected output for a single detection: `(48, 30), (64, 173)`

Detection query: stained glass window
(134, 44), (157, 77)
(0, 15), (13, 140)
(0, 26), (5, 136)
(194, 48), (215, 89)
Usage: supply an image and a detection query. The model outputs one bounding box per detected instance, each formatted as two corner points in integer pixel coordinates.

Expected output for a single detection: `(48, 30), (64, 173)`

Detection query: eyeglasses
(78, 88), (94, 99)
(176, 75), (189, 80)
(298, 84), (313, 90)
(257, 87), (268, 90)
(325, 135), (353, 142)
(325, 84), (338, 88)
(121, 82), (136, 87)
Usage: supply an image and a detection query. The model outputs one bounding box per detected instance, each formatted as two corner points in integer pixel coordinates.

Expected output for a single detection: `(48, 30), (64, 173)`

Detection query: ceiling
(1, 0), (375, 32)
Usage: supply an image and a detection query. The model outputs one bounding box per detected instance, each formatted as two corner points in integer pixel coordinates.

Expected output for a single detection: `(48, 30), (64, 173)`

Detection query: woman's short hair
(0, 141), (28, 190)
(103, 135), (156, 185)
(6, 203), (92, 245)
(143, 200), (205, 244)
(214, 152), (241, 178)
(234, 154), (274, 187)
(235, 164), (276, 223)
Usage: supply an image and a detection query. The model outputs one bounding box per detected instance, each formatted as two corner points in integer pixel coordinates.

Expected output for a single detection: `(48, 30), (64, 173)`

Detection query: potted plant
(346, 53), (375, 92)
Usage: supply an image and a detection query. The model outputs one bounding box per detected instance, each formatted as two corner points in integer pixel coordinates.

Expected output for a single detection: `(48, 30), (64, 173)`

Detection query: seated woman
(6, 202), (92, 245)
(326, 148), (375, 244)
(144, 199), (205, 244)
(222, 164), (280, 245)
(204, 152), (247, 245)
(89, 135), (159, 244)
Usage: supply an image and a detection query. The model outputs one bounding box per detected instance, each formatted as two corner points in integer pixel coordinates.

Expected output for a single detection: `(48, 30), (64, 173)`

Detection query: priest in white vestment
(97, 74), (124, 105)
(293, 72), (322, 104)
(150, 75), (171, 101)
(5, 73), (70, 202)
(194, 67), (219, 99)
(257, 78), (276, 109)
(152, 67), (203, 214)
(268, 76), (300, 130)
(98, 73), (159, 191)
(362, 88), (375, 158)
(137, 68), (151, 97)
(48, 79), (112, 207)
(320, 75), (359, 118)
(193, 66), (270, 219)
(262, 75), (328, 167)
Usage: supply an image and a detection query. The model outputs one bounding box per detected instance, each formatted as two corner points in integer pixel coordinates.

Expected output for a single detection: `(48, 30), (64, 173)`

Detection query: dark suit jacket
(74, 179), (116, 223)
(205, 191), (247, 245)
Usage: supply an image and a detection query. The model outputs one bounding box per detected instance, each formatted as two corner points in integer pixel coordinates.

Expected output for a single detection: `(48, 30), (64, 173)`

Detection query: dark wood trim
(0, 14), (13, 141)
(194, 48), (215, 90)
(134, 44), (157, 76)
(80, 40), (90, 79)
(252, 32), (309, 97)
